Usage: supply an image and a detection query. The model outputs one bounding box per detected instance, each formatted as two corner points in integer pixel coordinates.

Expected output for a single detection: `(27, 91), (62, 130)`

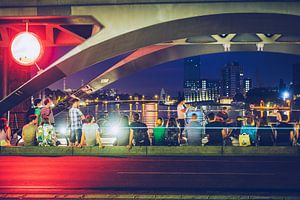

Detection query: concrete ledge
(147, 146), (222, 156)
(223, 146), (299, 156)
(0, 146), (299, 157)
(72, 146), (147, 156)
(0, 146), (72, 156)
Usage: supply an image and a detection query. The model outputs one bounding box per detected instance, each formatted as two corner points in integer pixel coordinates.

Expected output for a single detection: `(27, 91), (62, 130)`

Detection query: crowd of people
(0, 97), (299, 148)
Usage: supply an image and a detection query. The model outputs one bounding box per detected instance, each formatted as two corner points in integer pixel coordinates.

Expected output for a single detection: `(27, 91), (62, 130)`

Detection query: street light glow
(282, 91), (290, 100)
(11, 32), (43, 66)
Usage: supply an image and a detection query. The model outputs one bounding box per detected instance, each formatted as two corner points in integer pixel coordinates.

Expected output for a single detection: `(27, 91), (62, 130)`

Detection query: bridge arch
(1, 12), (300, 113)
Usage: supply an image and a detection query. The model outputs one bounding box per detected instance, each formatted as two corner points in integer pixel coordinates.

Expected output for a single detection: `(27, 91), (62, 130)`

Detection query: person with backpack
(0, 118), (11, 146)
(165, 117), (180, 146)
(127, 113), (149, 149)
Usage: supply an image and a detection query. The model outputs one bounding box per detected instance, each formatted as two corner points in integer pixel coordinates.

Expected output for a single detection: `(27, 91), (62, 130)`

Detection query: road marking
(117, 172), (275, 176)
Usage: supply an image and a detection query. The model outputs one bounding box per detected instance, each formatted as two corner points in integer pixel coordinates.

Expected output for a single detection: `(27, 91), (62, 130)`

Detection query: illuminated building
(243, 78), (252, 95)
(292, 63), (300, 99)
(221, 61), (244, 98)
(183, 57), (201, 102)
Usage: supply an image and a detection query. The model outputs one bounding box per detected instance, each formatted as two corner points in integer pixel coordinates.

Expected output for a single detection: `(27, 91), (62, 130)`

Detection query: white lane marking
(117, 172), (275, 176)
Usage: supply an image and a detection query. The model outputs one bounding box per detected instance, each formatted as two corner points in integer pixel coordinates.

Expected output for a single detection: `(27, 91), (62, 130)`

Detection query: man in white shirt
(177, 99), (188, 138)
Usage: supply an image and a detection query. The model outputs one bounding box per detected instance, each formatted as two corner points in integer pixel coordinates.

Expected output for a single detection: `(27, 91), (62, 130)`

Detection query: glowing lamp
(11, 32), (43, 66)
(282, 91), (290, 100)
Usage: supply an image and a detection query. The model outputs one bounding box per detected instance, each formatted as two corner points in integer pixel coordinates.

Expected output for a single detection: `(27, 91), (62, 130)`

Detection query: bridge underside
(1, 12), (300, 114)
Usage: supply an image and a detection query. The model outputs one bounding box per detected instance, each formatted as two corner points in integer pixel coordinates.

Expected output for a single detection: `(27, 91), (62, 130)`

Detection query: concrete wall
(0, 146), (299, 157)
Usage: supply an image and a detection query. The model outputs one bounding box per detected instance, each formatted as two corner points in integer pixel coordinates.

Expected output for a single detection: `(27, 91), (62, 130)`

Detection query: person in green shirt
(22, 115), (38, 146)
(34, 98), (42, 126)
(153, 117), (166, 146)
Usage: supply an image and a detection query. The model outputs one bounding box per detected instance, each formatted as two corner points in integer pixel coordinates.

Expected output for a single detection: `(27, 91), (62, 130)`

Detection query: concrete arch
(1, 13), (300, 114)
(81, 43), (300, 95)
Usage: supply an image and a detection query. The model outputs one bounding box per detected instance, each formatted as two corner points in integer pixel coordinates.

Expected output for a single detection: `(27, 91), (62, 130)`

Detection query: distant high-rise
(184, 79), (220, 102)
(221, 61), (244, 98)
(292, 63), (300, 99)
(243, 78), (252, 95)
(183, 57), (201, 102)
(199, 79), (221, 102)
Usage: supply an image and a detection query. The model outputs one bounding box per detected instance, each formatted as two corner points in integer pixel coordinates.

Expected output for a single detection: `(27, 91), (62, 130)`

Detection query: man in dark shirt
(275, 114), (294, 146)
(205, 112), (226, 146)
(216, 107), (229, 122)
(127, 113), (150, 149)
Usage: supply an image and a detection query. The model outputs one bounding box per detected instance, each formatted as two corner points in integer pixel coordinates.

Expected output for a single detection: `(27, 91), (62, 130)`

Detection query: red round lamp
(10, 32), (43, 66)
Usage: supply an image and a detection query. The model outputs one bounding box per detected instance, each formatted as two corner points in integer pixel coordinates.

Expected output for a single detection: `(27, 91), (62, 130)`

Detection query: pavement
(0, 156), (300, 199)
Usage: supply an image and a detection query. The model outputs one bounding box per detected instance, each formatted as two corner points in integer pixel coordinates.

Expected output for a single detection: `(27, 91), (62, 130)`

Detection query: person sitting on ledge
(78, 115), (103, 148)
(0, 118), (11, 146)
(183, 113), (204, 146)
(22, 114), (38, 146)
(205, 112), (226, 146)
(127, 113), (150, 149)
(153, 117), (166, 146)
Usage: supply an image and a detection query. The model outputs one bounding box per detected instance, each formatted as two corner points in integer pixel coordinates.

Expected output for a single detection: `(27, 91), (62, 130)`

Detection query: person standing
(177, 99), (188, 138)
(0, 118), (11, 146)
(34, 98), (43, 126)
(69, 98), (85, 146)
(41, 98), (55, 125)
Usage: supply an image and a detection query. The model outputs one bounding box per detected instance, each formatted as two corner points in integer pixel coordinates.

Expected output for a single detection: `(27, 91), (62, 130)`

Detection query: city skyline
(49, 51), (300, 96)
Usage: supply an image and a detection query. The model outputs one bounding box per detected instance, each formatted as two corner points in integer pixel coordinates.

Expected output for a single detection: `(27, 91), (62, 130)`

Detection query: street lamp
(10, 32), (43, 67)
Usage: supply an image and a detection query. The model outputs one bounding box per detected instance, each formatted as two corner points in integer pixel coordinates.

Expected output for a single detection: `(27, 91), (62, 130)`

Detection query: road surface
(0, 156), (300, 196)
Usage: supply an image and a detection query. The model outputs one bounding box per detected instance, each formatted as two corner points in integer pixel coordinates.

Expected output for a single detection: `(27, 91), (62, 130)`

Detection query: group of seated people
(0, 110), (299, 147)
(151, 111), (298, 147)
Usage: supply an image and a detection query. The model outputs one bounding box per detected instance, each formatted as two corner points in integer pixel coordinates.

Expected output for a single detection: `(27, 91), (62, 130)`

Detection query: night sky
(49, 47), (300, 97)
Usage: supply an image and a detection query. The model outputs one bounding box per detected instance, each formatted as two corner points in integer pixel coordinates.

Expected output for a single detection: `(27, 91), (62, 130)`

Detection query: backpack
(165, 128), (179, 146)
(134, 123), (149, 146)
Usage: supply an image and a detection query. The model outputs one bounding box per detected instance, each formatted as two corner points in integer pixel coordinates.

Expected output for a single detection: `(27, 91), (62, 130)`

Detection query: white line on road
(117, 172), (275, 176)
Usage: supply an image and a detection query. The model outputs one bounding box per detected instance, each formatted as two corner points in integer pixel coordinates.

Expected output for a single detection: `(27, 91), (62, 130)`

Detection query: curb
(0, 146), (299, 157)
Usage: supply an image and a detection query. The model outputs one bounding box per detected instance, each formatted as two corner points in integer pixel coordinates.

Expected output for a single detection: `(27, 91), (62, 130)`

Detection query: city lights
(282, 91), (290, 101)
(10, 32), (43, 66)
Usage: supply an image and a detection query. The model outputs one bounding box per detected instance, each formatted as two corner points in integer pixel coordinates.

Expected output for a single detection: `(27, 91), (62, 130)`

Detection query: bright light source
(11, 32), (43, 66)
(111, 125), (120, 135)
(282, 91), (290, 100)
(59, 127), (67, 135)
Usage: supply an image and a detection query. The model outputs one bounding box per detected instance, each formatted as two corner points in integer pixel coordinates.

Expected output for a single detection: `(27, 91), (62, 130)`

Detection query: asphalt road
(0, 156), (300, 194)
